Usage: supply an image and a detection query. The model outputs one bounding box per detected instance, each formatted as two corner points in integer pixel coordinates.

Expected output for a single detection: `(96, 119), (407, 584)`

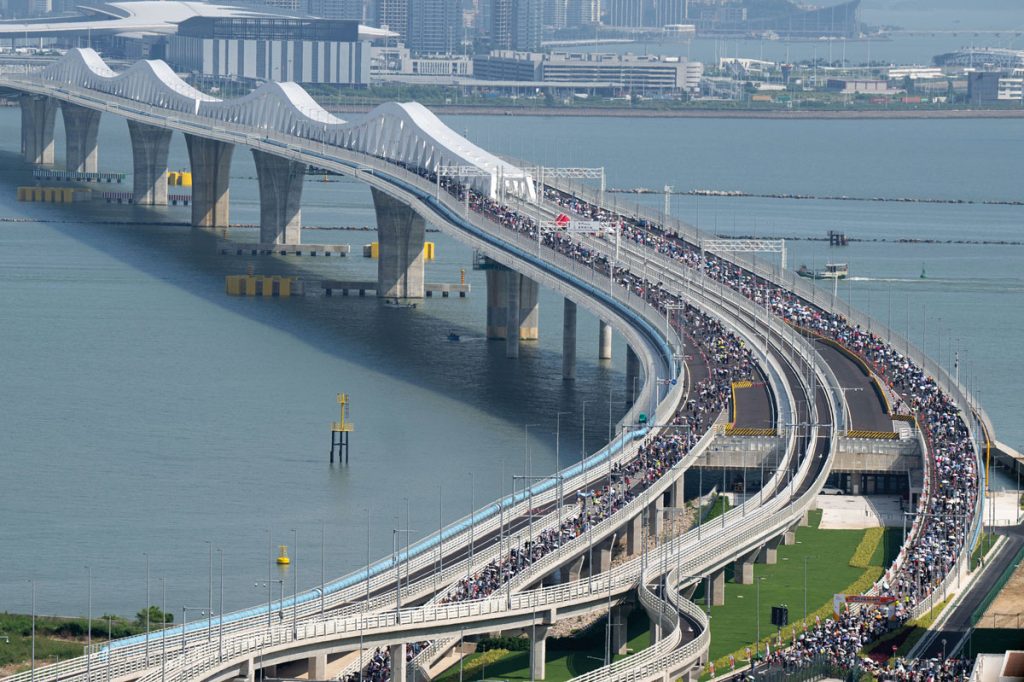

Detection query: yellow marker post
(330, 393), (354, 464)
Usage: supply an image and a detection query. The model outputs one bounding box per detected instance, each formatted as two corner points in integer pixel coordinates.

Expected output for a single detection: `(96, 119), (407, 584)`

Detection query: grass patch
(0, 612), (151, 672)
(699, 510), (899, 678)
(704, 496), (731, 522)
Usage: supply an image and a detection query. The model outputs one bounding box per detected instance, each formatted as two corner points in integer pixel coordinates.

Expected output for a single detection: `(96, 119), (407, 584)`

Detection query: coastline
(326, 105), (1024, 120)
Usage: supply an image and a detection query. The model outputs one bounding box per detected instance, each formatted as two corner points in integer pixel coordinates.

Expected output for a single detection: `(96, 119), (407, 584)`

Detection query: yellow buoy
(276, 545), (291, 565)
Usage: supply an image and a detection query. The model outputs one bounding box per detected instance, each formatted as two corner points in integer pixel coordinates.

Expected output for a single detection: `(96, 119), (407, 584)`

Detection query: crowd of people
(368, 163), (979, 678)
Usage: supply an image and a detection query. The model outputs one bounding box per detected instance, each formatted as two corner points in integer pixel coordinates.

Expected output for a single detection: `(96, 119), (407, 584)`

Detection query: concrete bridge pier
(626, 346), (640, 402)
(186, 134), (233, 227)
(61, 102), (100, 173)
(709, 569), (726, 606)
(734, 549), (758, 585)
(20, 94), (56, 165)
(307, 653), (327, 680)
(518, 274), (539, 340)
(757, 536), (783, 565)
(529, 625), (549, 681)
(506, 270), (520, 358)
(372, 187), (425, 299)
(647, 495), (664, 541)
(127, 120), (172, 206)
(562, 299), (576, 380)
(389, 643), (407, 682)
(565, 555), (585, 583)
(611, 602), (632, 655)
(598, 320), (612, 360)
(238, 658), (255, 682)
(253, 150), (305, 245)
(486, 269), (508, 338)
(625, 514), (642, 556)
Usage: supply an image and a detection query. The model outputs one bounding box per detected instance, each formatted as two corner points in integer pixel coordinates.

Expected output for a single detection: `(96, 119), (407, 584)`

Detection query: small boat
(920, 264), (927, 279)
(797, 263), (848, 280)
(447, 331), (461, 342)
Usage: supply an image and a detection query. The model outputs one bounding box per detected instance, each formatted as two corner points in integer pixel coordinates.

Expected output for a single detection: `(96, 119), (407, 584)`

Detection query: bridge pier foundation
(372, 187), (425, 299)
(61, 102), (100, 174)
(757, 536), (782, 565)
(595, 539), (613, 574)
(20, 94), (56, 165)
(625, 514), (642, 556)
(709, 569), (726, 606)
(647, 495), (664, 541)
(128, 119), (172, 206)
(529, 625), (548, 681)
(389, 643), (407, 682)
(186, 134), (233, 227)
(611, 602), (632, 655)
(239, 658), (255, 682)
(308, 652), (327, 680)
(486, 269), (508, 339)
(626, 346), (640, 403)
(783, 528), (796, 545)
(253, 149), (305, 245)
(598, 320), (612, 360)
(506, 270), (520, 358)
(565, 555), (585, 583)
(518, 275), (539, 340)
(734, 550), (757, 585)
(562, 299), (576, 380)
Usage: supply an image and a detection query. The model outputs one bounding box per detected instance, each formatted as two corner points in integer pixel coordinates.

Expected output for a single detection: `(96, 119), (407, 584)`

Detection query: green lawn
(0, 612), (150, 672)
(434, 610), (652, 682)
(697, 510), (897, 665)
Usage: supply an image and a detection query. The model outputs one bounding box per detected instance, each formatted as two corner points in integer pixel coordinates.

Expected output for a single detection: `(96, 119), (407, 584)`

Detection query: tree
(136, 606), (173, 626)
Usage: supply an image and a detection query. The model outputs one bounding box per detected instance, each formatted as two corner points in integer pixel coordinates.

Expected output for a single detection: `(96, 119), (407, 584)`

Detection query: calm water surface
(0, 107), (1020, 618)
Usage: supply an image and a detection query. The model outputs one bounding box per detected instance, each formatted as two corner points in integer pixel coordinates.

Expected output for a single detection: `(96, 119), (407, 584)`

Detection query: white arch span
(40, 48), (535, 200)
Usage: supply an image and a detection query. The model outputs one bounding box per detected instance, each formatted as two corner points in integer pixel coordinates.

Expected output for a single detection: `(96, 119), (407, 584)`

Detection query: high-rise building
(566, 0), (599, 27)
(489, 0), (540, 51)
(604, 0), (687, 27)
(310, 0), (365, 20)
(407, 0), (463, 54)
(543, 0), (567, 29)
(377, 0), (408, 41)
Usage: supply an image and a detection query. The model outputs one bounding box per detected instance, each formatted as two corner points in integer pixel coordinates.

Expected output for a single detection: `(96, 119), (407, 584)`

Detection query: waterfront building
(167, 17), (371, 84)
(473, 50), (703, 91)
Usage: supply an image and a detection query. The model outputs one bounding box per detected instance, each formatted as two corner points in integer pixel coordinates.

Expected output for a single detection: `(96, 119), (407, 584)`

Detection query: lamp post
(555, 411), (571, 532)
(159, 578), (166, 682)
(290, 528), (298, 638)
(802, 556), (815, 625)
(181, 606), (206, 655)
(206, 541), (213, 643)
(143, 553), (150, 667)
(755, 576), (767, 656)
(86, 566), (91, 682)
(392, 527), (415, 611)
(29, 579), (35, 682)
(254, 580), (284, 629)
(216, 548), (224, 662)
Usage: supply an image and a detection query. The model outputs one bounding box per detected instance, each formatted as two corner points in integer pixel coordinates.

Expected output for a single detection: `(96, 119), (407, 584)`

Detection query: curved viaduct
(0, 49), (992, 682)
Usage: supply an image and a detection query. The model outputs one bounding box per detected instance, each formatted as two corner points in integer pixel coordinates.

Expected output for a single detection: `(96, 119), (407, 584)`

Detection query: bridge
(0, 49), (995, 682)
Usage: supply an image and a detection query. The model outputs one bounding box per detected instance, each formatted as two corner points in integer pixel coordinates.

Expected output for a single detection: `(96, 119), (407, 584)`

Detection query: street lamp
(216, 548), (224, 662)
(254, 579), (284, 629)
(755, 576), (768, 656)
(802, 556), (816, 625)
(392, 526), (415, 611)
(29, 580), (35, 682)
(143, 553), (150, 667)
(180, 606), (207, 655)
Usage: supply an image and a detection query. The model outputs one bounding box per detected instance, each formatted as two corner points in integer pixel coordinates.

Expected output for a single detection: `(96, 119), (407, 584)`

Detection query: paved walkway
(816, 495), (904, 529)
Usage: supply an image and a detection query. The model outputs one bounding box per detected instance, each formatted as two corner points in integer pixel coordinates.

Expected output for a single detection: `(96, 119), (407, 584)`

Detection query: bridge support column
(611, 603), (632, 655)
(253, 149), (305, 245)
(649, 620), (661, 645)
(757, 536), (782, 565)
(61, 102), (100, 173)
(784, 528), (796, 546)
(626, 514), (642, 556)
(506, 270), (520, 359)
(389, 643), (407, 682)
(565, 555), (585, 583)
(668, 476), (685, 509)
(709, 569), (726, 606)
(186, 134), (233, 227)
(596, 540), (612, 575)
(734, 550), (756, 585)
(372, 187), (425, 299)
(20, 95), (56, 165)
(598, 320), (612, 360)
(562, 298), (576, 381)
(626, 346), (640, 403)
(239, 658), (255, 682)
(647, 496), (664, 542)
(308, 652), (327, 680)
(529, 625), (548, 681)
(486, 269), (508, 339)
(518, 275), (539, 340)
(128, 120), (172, 206)
(800, 509), (810, 527)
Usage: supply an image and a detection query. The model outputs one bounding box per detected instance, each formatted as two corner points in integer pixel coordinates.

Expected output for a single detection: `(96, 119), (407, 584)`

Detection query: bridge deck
(730, 369), (774, 431)
(813, 340), (893, 433)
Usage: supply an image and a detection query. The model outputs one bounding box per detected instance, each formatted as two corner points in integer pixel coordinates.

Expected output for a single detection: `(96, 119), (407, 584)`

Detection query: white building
(997, 77), (1023, 101)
